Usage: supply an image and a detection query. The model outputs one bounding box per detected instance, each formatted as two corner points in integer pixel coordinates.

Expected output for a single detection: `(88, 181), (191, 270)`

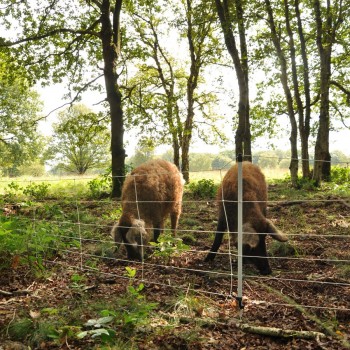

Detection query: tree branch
(42, 73), (104, 119)
(330, 100), (350, 129)
(0, 26), (100, 47)
(330, 80), (350, 105)
(87, 0), (102, 9)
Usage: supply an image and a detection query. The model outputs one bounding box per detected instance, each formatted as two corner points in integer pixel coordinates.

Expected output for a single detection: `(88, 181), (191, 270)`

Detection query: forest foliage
(0, 0), (349, 187)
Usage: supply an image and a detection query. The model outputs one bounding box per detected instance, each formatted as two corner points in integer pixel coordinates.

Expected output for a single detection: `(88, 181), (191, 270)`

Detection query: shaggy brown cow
(111, 159), (184, 260)
(205, 161), (288, 275)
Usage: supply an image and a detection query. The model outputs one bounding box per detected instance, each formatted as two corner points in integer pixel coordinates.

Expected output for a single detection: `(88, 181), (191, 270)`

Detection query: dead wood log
(238, 323), (326, 340)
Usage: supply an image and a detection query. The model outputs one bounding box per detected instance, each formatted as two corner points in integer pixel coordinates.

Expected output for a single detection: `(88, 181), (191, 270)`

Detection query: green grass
(189, 168), (290, 183)
(189, 170), (227, 183)
(0, 175), (96, 198)
(0, 167), (304, 200)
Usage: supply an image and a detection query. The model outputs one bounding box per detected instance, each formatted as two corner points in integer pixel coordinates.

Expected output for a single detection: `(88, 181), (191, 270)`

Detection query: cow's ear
(266, 219), (288, 242)
(242, 223), (259, 248)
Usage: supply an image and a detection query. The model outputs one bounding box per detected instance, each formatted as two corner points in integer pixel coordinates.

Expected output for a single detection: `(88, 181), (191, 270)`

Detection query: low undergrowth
(0, 170), (349, 349)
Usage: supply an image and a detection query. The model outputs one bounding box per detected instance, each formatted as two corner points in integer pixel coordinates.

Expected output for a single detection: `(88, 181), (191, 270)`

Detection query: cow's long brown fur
(120, 159), (184, 235)
(218, 161), (268, 245)
(112, 159), (184, 260)
(206, 161), (287, 274)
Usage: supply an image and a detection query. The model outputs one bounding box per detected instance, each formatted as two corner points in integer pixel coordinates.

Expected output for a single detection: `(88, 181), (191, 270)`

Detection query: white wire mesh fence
(0, 157), (349, 318)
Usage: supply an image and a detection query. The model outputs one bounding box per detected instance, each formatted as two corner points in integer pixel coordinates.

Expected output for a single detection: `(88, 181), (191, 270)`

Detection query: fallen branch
(256, 282), (350, 349)
(238, 323), (326, 340)
(333, 197), (350, 209)
(0, 289), (31, 296)
(269, 200), (307, 209)
(97, 277), (118, 284)
(140, 310), (327, 341)
(82, 285), (97, 292)
(269, 196), (350, 210)
(0, 289), (12, 296)
(158, 310), (222, 327)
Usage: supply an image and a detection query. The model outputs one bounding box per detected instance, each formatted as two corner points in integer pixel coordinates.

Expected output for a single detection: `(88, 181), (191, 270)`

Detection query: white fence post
(236, 154), (244, 311)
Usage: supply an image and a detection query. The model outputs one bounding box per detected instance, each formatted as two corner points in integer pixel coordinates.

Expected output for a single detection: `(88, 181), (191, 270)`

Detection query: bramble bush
(23, 182), (51, 200)
(187, 179), (218, 199)
(87, 164), (134, 198)
(0, 214), (80, 272)
(331, 166), (350, 184)
(88, 172), (112, 198)
(3, 181), (50, 201)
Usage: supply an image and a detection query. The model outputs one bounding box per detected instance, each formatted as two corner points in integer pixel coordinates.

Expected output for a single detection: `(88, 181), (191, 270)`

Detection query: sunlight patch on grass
(189, 167), (289, 184)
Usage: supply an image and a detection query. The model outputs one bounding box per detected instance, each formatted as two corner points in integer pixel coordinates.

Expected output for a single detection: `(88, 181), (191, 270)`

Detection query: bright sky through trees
(37, 77), (349, 157)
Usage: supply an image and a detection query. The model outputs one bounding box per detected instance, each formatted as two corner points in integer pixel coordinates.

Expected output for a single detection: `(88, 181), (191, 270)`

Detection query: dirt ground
(0, 186), (349, 349)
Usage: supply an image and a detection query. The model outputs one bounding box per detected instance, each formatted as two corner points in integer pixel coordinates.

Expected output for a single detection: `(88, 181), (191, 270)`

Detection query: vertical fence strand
(237, 154), (244, 311)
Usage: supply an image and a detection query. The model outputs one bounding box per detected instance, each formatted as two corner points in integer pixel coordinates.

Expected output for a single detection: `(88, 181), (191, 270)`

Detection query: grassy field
(0, 167), (291, 196)
(189, 167), (290, 182)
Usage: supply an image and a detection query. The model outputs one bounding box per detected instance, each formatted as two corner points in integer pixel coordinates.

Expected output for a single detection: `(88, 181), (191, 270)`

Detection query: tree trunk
(172, 141), (180, 169)
(181, 138), (190, 183)
(314, 65), (331, 184)
(215, 0), (252, 162)
(234, 0), (251, 161)
(295, 0), (311, 179)
(181, 0), (199, 183)
(181, 84), (195, 182)
(170, 102), (181, 169)
(166, 97), (181, 169)
(265, 0), (298, 186)
(285, 0), (310, 179)
(313, 0), (333, 185)
(101, 0), (125, 197)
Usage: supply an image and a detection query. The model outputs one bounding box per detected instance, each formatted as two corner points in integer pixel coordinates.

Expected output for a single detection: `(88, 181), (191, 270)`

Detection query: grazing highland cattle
(111, 159), (184, 260)
(205, 161), (288, 275)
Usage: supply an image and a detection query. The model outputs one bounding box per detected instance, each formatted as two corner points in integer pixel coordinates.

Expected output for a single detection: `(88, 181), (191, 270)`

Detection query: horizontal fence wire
(0, 156), (349, 317)
(37, 256), (350, 313)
